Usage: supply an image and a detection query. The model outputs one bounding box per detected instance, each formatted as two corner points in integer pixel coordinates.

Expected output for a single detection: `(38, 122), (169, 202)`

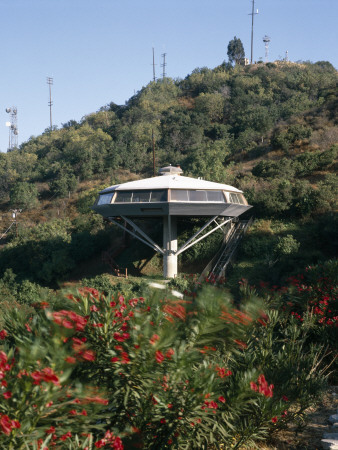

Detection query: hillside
(0, 60), (337, 289)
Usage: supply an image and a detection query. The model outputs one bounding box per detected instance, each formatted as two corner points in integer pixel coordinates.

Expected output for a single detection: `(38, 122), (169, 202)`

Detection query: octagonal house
(92, 166), (252, 278)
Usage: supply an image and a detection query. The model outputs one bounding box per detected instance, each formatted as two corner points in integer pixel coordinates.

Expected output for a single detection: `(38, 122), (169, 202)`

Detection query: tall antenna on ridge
(161, 53), (167, 79)
(47, 77), (53, 129)
(263, 35), (271, 62)
(249, 0), (259, 64)
(152, 48), (156, 82)
(5, 107), (18, 152)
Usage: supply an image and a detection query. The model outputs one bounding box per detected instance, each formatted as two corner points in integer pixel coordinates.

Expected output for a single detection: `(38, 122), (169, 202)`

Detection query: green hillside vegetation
(0, 60), (337, 290)
(0, 59), (337, 449)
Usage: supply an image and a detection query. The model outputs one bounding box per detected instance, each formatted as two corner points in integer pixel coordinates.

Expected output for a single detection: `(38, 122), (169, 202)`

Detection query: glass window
(97, 193), (114, 205)
(170, 189), (225, 202)
(207, 191), (225, 202)
(171, 190), (189, 201)
(114, 190), (167, 203)
(115, 191), (132, 203)
(229, 193), (238, 203)
(132, 191), (150, 202)
(189, 190), (207, 202)
(229, 193), (245, 204)
(150, 190), (167, 202)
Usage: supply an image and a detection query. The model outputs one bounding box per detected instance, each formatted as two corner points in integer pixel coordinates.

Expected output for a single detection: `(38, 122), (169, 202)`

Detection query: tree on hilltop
(227, 36), (245, 65)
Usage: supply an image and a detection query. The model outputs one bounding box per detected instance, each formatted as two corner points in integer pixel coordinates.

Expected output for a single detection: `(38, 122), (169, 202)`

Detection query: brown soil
(262, 386), (338, 449)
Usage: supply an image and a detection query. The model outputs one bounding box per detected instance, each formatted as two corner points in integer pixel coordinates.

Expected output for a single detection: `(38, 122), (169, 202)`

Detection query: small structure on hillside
(92, 166), (252, 278)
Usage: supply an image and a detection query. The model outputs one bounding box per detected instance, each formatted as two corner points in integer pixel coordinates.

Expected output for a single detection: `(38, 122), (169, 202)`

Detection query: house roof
(100, 175), (243, 194)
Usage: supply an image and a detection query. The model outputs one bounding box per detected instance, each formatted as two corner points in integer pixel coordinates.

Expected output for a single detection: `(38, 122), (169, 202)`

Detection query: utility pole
(152, 129), (156, 176)
(152, 47), (156, 82)
(47, 77), (53, 129)
(161, 53), (167, 79)
(10, 209), (22, 238)
(249, 0), (259, 64)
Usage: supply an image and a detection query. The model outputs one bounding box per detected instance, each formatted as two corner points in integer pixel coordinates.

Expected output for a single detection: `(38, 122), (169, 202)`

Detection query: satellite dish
(5, 122), (11, 127)
(5, 108), (11, 113)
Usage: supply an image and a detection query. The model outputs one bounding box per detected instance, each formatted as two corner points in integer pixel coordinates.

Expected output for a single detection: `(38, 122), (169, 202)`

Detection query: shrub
(0, 304), (120, 449)
(0, 279), (332, 448)
(274, 234), (300, 258)
(81, 274), (114, 295)
(272, 124), (312, 151)
(9, 181), (38, 210)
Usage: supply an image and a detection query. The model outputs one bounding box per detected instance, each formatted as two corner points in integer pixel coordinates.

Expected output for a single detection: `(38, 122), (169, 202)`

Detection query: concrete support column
(163, 215), (177, 278)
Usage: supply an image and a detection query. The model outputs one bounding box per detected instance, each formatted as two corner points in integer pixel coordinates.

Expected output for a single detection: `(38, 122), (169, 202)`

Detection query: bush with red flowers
(0, 280), (332, 449)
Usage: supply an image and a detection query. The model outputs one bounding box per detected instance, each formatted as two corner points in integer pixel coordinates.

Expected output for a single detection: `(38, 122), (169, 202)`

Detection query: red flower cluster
(113, 332), (130, 343)
(198, 345), (216, 354)
(0, 330), (7, 340)
(155, 348), (175, 364)
(94, 430), (124, 449)
(202, 400), (218, 410)
(0, 351), (12, 381)
(82, 396), (109, 405)
(71, 337), (96, 362)
(233, 339), (248, 349)
(149, 334), (160, 345)
(78, 287), (100, 299)
(163, 301), (186, 322)
(221, 308), (252, 326)
(250, 374), (274, 398)
(111, 350), (130, 364)
(216, 366), (232, 378)
(284, 268), (337, 327)
(155, 350), (165, 363)
(31, 367), (60, 386)
(52, 310), (87, 332)
(0, 414), (20, 436)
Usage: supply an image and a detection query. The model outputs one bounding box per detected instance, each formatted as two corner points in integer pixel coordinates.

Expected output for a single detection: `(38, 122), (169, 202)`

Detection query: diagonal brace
(107, 216), (165, 255)
(175, 217), (233, 256)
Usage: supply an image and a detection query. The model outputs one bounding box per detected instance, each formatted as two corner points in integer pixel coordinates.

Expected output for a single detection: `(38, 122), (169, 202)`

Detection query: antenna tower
(47, 77), (53, 129)
(249, 0), (259, 64)
(263, 35), (271, 62)
(161, 53), (167, 79)
(152, 48), (156, 82)
(5, 107), (18, 152)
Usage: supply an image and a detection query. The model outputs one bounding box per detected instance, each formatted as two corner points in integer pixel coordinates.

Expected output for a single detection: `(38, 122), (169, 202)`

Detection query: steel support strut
(107, 217), (165, 254)
(176, 217), (232, 256)
(107, 216), (233, 278)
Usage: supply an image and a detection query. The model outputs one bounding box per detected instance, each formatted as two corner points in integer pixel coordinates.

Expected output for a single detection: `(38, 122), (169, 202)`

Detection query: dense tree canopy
(227, 36), (245, 65)
(0, 60), (336, 284)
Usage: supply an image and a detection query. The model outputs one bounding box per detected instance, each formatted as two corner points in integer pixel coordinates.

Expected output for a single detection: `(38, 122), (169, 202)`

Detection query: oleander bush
(0, 274), (334, 449)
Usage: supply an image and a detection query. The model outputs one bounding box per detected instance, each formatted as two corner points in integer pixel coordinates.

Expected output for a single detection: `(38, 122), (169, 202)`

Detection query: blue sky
(0, 0), (337, 152)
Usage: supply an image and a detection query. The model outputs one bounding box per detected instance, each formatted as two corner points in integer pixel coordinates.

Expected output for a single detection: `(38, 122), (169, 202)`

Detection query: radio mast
(161, 53), (167, 79)
(263, 35), (271, 62)
(47, 77), (53, 129)
(152, 48), (156, 81)
(5, 107), (18, 152)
